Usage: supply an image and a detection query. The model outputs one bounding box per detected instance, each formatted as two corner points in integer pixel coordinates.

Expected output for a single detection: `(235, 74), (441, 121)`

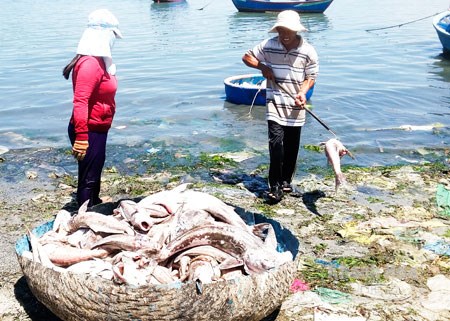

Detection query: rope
(365, 12), (440, 32)
(247, 88), (262, 116)
(238, 80), (264, 120)
(197, 0), (213, 10)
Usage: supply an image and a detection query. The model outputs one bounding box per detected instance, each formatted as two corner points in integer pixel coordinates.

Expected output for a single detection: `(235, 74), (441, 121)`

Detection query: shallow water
(0, 0), (449, 169)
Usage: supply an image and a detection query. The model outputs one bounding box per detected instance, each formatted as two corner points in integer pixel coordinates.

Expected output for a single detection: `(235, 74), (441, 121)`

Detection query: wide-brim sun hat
(269, 10), (307, 33)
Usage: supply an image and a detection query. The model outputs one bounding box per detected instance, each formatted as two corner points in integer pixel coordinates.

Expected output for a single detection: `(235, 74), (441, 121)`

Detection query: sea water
(0, 0), (449, 169)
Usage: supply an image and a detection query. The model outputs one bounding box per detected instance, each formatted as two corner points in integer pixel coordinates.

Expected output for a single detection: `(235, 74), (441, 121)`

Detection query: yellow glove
(72, 140), (89, 161)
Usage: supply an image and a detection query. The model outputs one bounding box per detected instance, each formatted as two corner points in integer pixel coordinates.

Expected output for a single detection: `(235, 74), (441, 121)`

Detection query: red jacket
(70, 56), (117, 141)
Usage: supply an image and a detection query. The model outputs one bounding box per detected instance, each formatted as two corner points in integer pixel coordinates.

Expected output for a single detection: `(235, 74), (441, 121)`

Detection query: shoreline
(1, 148), (450, 321)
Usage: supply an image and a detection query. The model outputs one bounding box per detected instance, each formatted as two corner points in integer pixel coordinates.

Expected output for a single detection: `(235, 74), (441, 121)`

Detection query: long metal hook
(275, 81), (337, 138)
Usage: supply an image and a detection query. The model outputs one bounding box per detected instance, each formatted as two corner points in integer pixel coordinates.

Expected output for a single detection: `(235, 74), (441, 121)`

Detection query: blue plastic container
(224, 74), (314, 106)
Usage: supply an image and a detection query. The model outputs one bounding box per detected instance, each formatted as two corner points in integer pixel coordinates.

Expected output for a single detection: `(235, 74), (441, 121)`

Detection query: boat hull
(153, 0), (185, 2)
(231, 0), (333, 13)
(224, 74), (314, 106)
(433, 11), (450, 53)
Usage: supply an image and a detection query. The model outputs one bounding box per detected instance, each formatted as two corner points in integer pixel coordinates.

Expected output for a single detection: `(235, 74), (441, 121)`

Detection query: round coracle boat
(16, 203), (300, 321)
(224, 74), (314, 106)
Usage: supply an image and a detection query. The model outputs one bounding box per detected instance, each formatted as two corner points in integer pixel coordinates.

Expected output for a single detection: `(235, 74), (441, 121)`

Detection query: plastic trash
(423, 240), (450, 256)
(350, 278), (412, 302)
(314, 310), (367, 321)
(421, 274), (450, 312)
(314, 287), (351, 304)
(290, 279), (310, 293)
(315, 259), (340, 268)
(436, 184), (450, 217)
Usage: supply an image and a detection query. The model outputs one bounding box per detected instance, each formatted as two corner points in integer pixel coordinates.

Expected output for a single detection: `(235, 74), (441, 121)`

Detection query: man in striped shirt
(242, 10), (319, 204)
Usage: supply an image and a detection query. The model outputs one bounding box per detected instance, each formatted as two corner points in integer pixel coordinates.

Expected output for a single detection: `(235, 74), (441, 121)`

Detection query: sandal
(282, 181), (293, 193)
(283, 181), (303, 198)
(266, 185), (283, 204)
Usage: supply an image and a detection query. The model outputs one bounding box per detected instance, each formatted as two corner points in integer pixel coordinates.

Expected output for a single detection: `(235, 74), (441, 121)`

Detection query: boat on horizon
(433, 10), (450, 54)
(153, 0), (185, 3)
(230, 0), (333, 13)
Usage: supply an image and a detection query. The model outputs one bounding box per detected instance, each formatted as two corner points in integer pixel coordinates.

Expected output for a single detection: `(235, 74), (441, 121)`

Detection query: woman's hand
(72, 140), (89, 161)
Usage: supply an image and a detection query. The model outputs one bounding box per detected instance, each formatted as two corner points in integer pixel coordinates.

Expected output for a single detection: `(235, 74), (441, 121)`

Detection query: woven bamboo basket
(16, 212), (299, 321)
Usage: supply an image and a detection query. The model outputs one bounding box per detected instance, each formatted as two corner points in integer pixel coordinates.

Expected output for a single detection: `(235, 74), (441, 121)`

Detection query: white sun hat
(76, 9), (123, 57)
(76, 9), (122, 74)
(269, 10), (308, 33)
(87, 9), (122, 39)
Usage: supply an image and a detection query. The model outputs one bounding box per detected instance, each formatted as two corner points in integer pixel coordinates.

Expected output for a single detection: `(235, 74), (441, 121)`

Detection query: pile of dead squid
(22, 184), (293, 287)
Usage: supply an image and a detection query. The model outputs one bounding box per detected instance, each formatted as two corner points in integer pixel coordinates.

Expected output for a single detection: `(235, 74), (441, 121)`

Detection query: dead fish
(52, 209), (72, 234)
(173, 208), (216, 236)
(321, 138), (354, 193)
(150, 265), (178, 284)
(159, 222), (291, 274)
(137, 183), (190, 216)
(137, 203), (172, 218)
(113, 199), (138, 221)
(138, 190), (183, 215)
(26, 184), (295, 284)
(129, 211), (156, 233)
(67, 200), (134, 235)
(179, 190), (249, 231)
(115, 200), (169, 232)
(251, 223), (278, 251)
(244, 248), (293, 274)
(364, 123), (444, 131)
(173, 245), (238, 266)
(177, 255), (191, 281)
(66, 258), (113, 277)
(67, 228), (102, 249)
(187, 255), (221, 285)
(145, 220), (175, 247)
(27, 227), (55, 269)
(221, 268), (244, 280)
(158, 223), (256, 262)
(111, 253), (155, 286)
(90, 234), (160, 254)
(173, 244), (244, 272)
(38, 230), (68, 245)
(42, 243), (109, 267)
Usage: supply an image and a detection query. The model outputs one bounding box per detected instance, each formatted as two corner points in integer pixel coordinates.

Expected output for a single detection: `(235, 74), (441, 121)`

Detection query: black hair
(62, 54), (83, 80)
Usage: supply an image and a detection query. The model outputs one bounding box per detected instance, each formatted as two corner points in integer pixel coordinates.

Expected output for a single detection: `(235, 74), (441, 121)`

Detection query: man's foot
(265, 185), (283, 204)
(282, 181), (293, 193)
(283, 181), (303, 198)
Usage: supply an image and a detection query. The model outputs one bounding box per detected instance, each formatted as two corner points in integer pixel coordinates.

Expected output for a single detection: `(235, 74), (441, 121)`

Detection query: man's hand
(72, 140), (89, 161)
(295, 91), (307, 109)
(259, 63), (274, 81)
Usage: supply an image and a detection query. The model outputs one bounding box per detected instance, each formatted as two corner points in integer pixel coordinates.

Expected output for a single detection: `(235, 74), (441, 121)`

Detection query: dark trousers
(68, 123), (107, 208)
(268, 120), (302, 188)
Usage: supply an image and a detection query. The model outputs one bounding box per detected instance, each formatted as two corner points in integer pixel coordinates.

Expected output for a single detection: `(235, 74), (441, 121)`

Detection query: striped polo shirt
(247, 36), (319, 126)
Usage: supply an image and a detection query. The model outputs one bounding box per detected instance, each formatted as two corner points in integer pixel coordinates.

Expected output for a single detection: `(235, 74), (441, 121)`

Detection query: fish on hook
(320, 138), (354, 193)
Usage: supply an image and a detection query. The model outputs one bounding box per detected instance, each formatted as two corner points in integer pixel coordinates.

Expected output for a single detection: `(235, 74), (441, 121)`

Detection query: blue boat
(433, 10), (450, 54)
(231, 0), (333, 13)
(224, 74), (314, 106)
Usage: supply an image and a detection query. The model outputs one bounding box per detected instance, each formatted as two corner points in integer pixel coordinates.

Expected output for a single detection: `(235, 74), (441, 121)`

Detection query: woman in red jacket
(62, 9), (122, 208)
